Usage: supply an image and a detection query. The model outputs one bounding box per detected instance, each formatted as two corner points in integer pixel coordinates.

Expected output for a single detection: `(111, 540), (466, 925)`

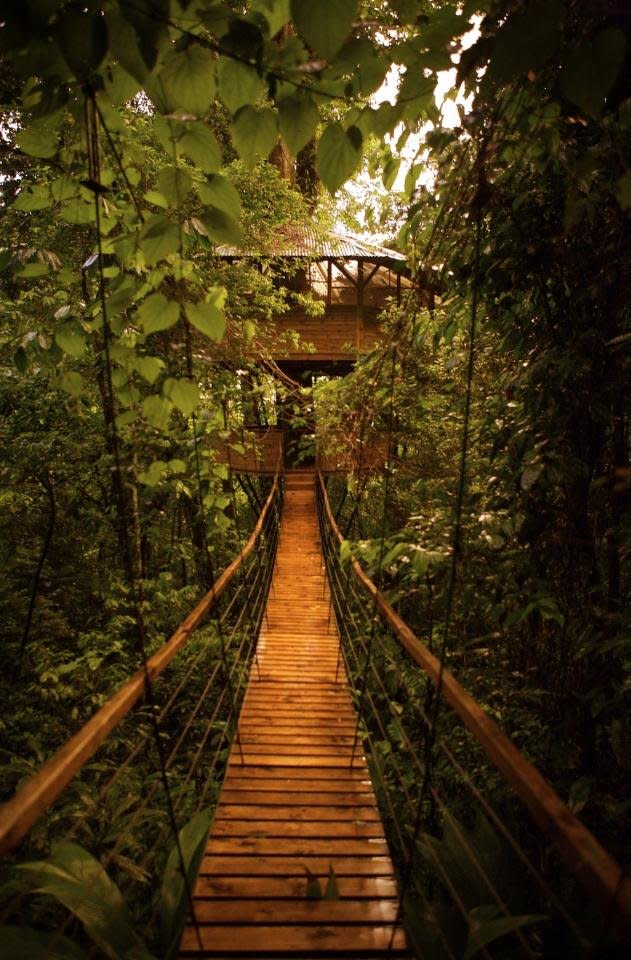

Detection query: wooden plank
(218, 792), (375, 806)
(228, 755), (366, 769)
(205, 838), (390, 857)
(211, 821), (384, 839)
(199, 856), (395, 877)
(190, 900), (399, 923)
(192, 876), (398, 899)
(180, 924), (407, 954)
(215, 806), (380, 822)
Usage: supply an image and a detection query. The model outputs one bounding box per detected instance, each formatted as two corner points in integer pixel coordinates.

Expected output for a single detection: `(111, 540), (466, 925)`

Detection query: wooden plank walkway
(181, 470), (408, 958)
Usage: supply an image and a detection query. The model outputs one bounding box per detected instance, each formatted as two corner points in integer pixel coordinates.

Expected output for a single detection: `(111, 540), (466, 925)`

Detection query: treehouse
(215, 226), (424, 473)
(217, 225), (424, 379)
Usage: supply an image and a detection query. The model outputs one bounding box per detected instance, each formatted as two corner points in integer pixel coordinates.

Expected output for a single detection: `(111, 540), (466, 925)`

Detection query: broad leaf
(489, 0), (562, 84)
(57, 7), (108, 79)
(231, 106), (278, 168)
(218, 57), (266, 115)
(136, 293), (180, 335)
(16, 124), (58, 159)
(251, 0), (292, 37)
(163, 377), (200, 417)
(464, 905), (545, 960)
(155, 45), (216, 116)
(106, 10), (153, 84)
(59, 372), (83, 397)
(197, 175), (242, 219)
(156, 167), (193, 205)
(142, 394), (173, 429)
(13, 187), (52, 211)
(278, 92), (319, 155)
(201, 207), (244, 246)
(139, 214), (180, 265)
(291, 0), (358, 60)
(316, 122), (363, 193)
(55, 323), (86, 358)
(185, 293), (226, 341)
(16, 842), (153, 960)
(119, 0), (169, 73)
(561, 28), (627, 119)
(179, 125), (222, 173)
(134, 356), (165, 385)
(161, 809), (213, 959)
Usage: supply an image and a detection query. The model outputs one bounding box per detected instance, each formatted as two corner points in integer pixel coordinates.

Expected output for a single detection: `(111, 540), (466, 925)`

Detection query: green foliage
(16, 843), (153, 960)
(291, 0), (358, 60)
(160, 809), (212, 959)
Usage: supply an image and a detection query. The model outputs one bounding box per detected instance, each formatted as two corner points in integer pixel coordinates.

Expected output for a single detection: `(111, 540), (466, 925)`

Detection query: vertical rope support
(350, 325), (401, 765)
(84, 89), (203, 951)
(389, 171), (484, 951)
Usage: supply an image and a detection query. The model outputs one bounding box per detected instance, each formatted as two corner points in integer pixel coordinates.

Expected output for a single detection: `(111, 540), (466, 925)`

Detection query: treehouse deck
(180, 469), (408, 958)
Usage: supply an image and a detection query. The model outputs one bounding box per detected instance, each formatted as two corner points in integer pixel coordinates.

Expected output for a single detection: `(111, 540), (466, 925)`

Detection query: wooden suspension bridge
(0, 466), (630, 957)
(180, 470), (407, 957)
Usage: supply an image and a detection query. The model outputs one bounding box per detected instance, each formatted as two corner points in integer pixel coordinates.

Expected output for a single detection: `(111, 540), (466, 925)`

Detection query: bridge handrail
(316, 470), (631, 940)
(0, 465), (283, 856)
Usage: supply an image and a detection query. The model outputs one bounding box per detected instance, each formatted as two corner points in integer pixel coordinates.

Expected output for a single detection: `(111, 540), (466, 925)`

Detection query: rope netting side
(0, 462), (282, 957)
(316, 475), (629, 957)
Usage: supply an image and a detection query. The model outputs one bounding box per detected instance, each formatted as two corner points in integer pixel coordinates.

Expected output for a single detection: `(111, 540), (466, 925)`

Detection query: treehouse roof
(217, 225), (408, 264)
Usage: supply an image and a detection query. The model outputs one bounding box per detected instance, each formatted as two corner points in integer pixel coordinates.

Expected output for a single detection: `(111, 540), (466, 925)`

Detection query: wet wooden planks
(181, 470), (407, 958)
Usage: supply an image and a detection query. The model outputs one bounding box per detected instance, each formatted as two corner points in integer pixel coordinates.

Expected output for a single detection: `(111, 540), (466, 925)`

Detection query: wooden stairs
(180, 469), (408, 958)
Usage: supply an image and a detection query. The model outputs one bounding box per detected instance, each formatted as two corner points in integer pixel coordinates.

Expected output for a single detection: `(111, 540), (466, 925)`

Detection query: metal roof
(216, 225), (407, 262)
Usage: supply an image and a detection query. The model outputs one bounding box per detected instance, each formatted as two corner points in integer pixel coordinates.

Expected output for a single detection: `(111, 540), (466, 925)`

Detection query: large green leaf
(278, 92), (319, 155)
(106, 10), (153, 84)
(179, 124), (222, 173)
(13, 186), (52, 210)
(55, 323), (86, 358)
(142, 393), (173, 429)
(161, 809), (213, 959)
(0, 925), (88, 960)
(16, 124), (58, 159)
(185, 291), (227, 341)
(163, 377), (200, 417)
(134, 355), (165, 385)
(16, 843), (153, 960)
(251, 0), (292, 37)
(155, 45), (216, 117)
(489, 0), (562, 84)
(156, 167), (193, 205)
(57, 7), (108, 79)
(136, 293), (180, 335)
(231, 106), (278, 168)
(139, 214), (180, 265)
(197, 175), (242, 220)
(201, 207), (244, 246)
(218, 57), (266, 115)
(291, 0), (358, 60)
(464, 905), (545, 960)
(561, 29), (627, 119)
(316, 122), (362, 193)
(119, 0), (169, 73)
